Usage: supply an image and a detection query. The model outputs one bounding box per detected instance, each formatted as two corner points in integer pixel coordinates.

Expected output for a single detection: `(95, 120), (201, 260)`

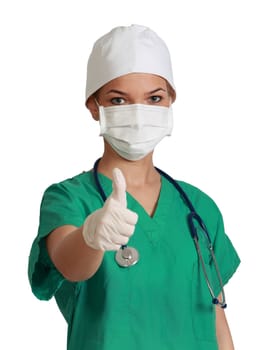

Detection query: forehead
(98, 73), (168, 92)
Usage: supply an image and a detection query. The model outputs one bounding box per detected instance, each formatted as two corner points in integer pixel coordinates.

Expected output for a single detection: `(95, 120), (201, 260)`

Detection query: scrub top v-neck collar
(93, 171), (174, 233)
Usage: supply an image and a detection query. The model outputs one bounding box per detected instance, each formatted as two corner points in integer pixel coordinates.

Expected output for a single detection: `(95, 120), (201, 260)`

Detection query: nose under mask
(98, 103), (173, 161)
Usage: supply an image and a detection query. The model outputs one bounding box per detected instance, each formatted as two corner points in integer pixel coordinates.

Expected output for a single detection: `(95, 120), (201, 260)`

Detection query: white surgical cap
(85, 24), (176, 103)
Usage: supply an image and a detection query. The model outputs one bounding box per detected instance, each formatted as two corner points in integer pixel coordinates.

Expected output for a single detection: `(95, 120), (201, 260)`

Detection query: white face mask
(99, 104), (173, 161)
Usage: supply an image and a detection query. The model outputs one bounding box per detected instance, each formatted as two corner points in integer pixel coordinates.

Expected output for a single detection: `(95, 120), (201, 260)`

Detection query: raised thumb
(111, 168), (127, 207)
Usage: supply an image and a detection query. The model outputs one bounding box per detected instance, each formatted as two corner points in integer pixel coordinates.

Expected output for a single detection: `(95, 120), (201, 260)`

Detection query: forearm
(46, 225), (104, 282)
(216, 307), (235, 350)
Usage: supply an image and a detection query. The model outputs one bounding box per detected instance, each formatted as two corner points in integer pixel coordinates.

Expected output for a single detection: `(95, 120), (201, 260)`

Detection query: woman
(28, 24), (240, 350)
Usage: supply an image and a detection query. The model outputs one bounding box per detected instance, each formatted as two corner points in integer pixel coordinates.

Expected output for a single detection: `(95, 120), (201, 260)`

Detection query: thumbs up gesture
(82, 168), (138, 251)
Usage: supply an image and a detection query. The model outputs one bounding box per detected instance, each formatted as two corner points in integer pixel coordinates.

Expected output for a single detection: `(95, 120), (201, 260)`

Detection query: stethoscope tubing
(92, 158), (227, 308)
(155, 166), (212, 243)
(93, 158), (108, 202)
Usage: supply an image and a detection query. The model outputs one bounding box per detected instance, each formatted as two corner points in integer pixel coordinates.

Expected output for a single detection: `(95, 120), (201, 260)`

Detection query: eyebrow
(105, 89), (128, 96)
(105, 88), (166, 95)
(147, 88), (167, 95)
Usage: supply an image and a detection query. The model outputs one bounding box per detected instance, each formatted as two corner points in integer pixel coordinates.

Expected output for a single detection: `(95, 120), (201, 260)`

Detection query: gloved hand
(82, 168), (138, 251)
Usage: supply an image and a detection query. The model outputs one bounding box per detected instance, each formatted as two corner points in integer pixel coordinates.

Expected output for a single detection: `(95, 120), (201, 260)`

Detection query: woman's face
(87, 73), (173, 120)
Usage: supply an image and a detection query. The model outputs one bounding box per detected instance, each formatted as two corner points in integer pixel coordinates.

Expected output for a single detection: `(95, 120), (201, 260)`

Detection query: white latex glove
(82, 168), (138, 251)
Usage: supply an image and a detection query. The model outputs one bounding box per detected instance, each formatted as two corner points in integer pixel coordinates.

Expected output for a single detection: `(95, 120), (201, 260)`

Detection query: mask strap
(93, 98), (104, 122)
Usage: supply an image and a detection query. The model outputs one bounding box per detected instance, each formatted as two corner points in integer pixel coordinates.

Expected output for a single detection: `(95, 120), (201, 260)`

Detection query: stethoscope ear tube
(194, 236), (227, 308)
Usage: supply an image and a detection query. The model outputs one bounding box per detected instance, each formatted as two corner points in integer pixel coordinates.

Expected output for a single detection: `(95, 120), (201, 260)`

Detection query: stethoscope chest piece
(115, 247), (139, 267)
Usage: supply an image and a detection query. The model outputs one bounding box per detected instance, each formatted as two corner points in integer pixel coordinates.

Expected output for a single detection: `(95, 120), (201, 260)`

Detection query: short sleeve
(180, 181), (241, 298)
(28, 183), (85, 301)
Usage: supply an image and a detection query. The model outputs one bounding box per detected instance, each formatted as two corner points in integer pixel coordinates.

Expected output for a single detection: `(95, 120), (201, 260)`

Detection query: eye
(111, 97), (126, 105)
(149, 95), (162, 103)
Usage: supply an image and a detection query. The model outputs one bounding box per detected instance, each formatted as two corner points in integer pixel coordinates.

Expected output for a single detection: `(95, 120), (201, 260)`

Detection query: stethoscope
(93, 158), (227, 308)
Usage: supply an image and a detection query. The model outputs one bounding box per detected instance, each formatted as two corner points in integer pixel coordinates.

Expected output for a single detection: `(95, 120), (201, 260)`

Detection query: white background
(1, 0), (276, 349)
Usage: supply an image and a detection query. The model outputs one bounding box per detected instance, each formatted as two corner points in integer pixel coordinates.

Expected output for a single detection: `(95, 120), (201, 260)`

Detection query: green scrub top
(28, 170), (240, 350)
